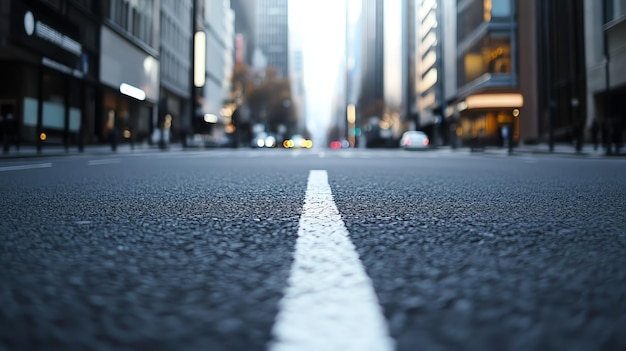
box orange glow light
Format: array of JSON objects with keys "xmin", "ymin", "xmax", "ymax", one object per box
[{"xmin": 465, "ymin": 94, "xmax": 523, "ymax": 109}]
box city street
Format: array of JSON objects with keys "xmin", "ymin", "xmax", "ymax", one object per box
[{"xmin": 1, "ymin": 148, "xmax": 625, "ymax": 351}]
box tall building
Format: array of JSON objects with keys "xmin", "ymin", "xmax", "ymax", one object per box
[
  {"xmin": 450, "ymin": 0, "xmax": 538, "ymax": 147},
  {"xmin": 193, "ymin": 0, "xmax": 235, "ymax": 145},
  {"xmin": 538, "ymin": 0, "xmax": 586, "ymax": 147},
  {"xmin": 359, "ymin": 0, "xmax": 385, "ymax": 147},
  {"xmin": 584, "ymin": 0, "xmax": 626, "ymax": 152},
  {"xmin": 344, "ymin": 0, "xmax": 364, "ymax": 147},
  {"xmin": 382, "ymin": 0, "xmax": 411, "ymax": 144},
  {"xmin": 415, "ymin": 0, "xmax": 446, "ymax": 145},
  {"xmin": 255, "ymin": 0, "xmax": 289, "ymax": 77},
  {"xmin": 289, "ymin": 32, "xmax": 305, "ymax": 136},
  {"xmin": 160, "ymin": 0, "xmax": 193, "ymax": 144},
  {"xmin": 231, "ymin": 0, "xmax": 257, "ymax": 66},
  {"xmin": 100, "ymin": 0, "xmax": 161, "ymax": 148}
]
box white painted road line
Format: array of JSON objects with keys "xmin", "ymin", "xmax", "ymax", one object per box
[
  {"xmin": 269, "ymin": 170, "xmax": 394, "ymax": 351},
  {"xmin": 0, "ymin": 163, "xmax": 52, "ymax": 172},
  {"xmin": 87, "ymin": 158, "xmax": 121, "ymax": 166}
]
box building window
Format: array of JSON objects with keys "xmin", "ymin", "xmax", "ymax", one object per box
[
  {"xmin": 459, "ymin": 31, "xmax": 512, "ymax": 87},
  {"xmin": 491, "ymin": 0, "xmax": 512, "ymax": 17},
  {"xmin": 604, "ymin": 0, "xmax": 615, "ymax": 24},
  {"xmin": 108, "ymin": 0, "xmax": 155, "ymax": 47},
  {"xmin": 457, "ymin": 0, "xmax": 485, "ymax": 42}
]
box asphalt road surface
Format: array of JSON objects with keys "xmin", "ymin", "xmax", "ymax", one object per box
[{"xmin": 1, "ymin": 148, "xmax": 625, "ymax": 351}]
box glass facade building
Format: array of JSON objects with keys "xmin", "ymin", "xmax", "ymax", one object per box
[
  {"xmin": 453, "ymin": 0, "xmax": 529, "ymax": 147},
  {"xmin": 256, "ymin": 0, "xmax": 289, "ymax": 78}
]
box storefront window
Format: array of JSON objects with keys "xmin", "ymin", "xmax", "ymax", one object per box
[{"xmin": 41, "ymin": 70, "xmax": 67, "ymax": 142}]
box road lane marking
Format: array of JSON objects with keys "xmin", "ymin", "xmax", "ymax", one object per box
[
  {"xmin": 0, "ymin": 163, "xmax": 52, "ymax": 172},
  {"xmin": 87, "ymin": 158, "xmax": 120, "ymax": 166},
  {"xmin": 269, "ymin": 170, "xmax": 394, "ymax": 351}
]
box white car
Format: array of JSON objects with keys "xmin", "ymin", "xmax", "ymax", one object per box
[
  {"xmin": 251, "ymin": 132, "xmax": 276, "ymax": 148},
  {"xmin": 400, "ymin": 131, "xmax": 429, "ymax": 149}
]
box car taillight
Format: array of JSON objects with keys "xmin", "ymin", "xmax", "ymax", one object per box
[{"xmin": 423, "ymin": 139, "xmax": 429, "ymax": 146}]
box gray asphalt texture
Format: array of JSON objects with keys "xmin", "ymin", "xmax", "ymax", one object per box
[
  {"xmin": 331, "ymin": 156, "xmax": 626, "ymax": 351},
  {"xmin": 1, "ymin": 149, "xmax": 625, "ymax": 351}
]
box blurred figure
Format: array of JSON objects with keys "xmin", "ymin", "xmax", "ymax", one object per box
[
  {"xmin": 2, "ymin": 109, "xmax": 17, "ymax": 153},
  {"xmin": 591, "ymin": 120, "xmax": 599, "ymax": 151},
  {"xmin": 602, "ymin": 120, "xmax": 611, "ymax": 155},
  {"xmin": 501, "ymin": 126, "xmax": 509, "ymax": 148},
  {"xmin": 613, "ymin": 118, "xmax": 623, "ymax": 155},
  {"xmin": 574, "ymin": 121, "xmax": 583, "ymax": 153}
]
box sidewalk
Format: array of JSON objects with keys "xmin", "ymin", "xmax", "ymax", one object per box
[
  {"xmin": 475, "ymin": 143, "xmax": 625, "ymax": 158},
  {"xmin": 0, "ymin": 142, "xmax": 186, "ymax": 160}
]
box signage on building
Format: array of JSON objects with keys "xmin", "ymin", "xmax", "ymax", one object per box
[{"xmin": 10, "ymin": 1, "xmax": 82, "ymax": 70}]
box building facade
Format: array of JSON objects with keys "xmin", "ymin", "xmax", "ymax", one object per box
[
  {"xmin": 100, "ymin": 0, "xmax": 161, "ymax": 148},
  {"xmin": 537, "ymin": 0, "xmax": 586, "ymax": 149},
  {"xmin": 255, "ymin": 0, "xmax": 289, "ymax": 78},
  {"xmin": 0, "ymin": 0, "xmax": 100, "ymax": 150},
  {"xmin": 450, "ymin": 0, "xmax": 538, "ymax": 148},
  {"xmin": 159, "ymin": 0, "xmax": 192, "ymax": 145},
  {"xmin": 382, "ymin": 0, "xmax": 410, "ymax": 145},
  {"xmin": 415, "ymin": 0, "xmax": 446, "ymax": 145},
  {"xmin": 1, "ymin": 0, "xmax": 240, "ymax": 151},
  {"xmin": 231, "ymin": 0, "xmax": 256, "ymax": 66},
  {"xmin": 191, "ymin": 0, "xmax": 234, "ymax": 146},
  {"xmin": 359, "ymin": 0, "xmax": 385, "ymax": 147},
  {"xmin": 584, "ymin": 0, "xmax": 626, "ymax": 152}
]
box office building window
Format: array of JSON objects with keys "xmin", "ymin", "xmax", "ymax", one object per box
[
  {"xmin": 457, "ymin": 0, "xmax": 485, "ymax": 42},
  {"xmin": 108, "ymin": 0, "xmax": 155, "ymax": 47},
  {"xmin": 491, "ymin": 0, "xmax": 512, "ymax": 17},
  {"xmin": 459, "ymin": 31, "xmax": 511, "ymax": 86}
]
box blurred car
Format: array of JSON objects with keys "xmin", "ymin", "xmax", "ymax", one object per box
[
  {"xmin": 400, "ymin": 131, "xmax": 429, "ymax": 150},
  {"xmin": 329, "ymin": 139, "xmax": 351, "ymax": 149},
  {"xmin": 251, "ymin": 132, "xmax": 276, "ymax": 148},
  {"xmin": 283, "ymin": 134, "xmax": 313, "ymax": 149}
]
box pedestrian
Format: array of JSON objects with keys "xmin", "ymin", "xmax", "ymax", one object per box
[
  {"xmin": 109, "ymin": 127, "xmax": 118, "ymax": 152},
  {"xmin": 501, "ymin": 126, "xmax": 509, "ymax": 148},
  {"xmin": 2, "ymin": 110, "xmax": 16, "ymax": 153},
  {"xmin": 612, "ymin": 118, "xmax": 623, "ymax": 155},
  {"xmin": 591, "ymin": 120, "xmax": 599, "ymax": 150},
  {"xmin": 602, "ymin": 120, "xmax": 612, "ymax": 155},
  {"xmin": 574, "ymin": 122, "xmax": 583, "ymax": 153}
]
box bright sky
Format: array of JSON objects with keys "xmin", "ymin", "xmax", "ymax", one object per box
[{"xmin": 290, "ymin": 1, "xmax": 346, "ymax": 146}]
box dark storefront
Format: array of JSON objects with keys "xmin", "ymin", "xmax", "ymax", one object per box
[
  {"xmin": 98, "ymin": 25, "xmax": 159, "ymax": 148},
  {"xmin": 0, "ymin": 0, "xmax": 95, "ymax": 150}
]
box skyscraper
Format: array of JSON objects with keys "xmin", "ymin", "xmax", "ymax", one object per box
[
  {"xmin": 231, "ymin": 0, "xmax": 257, "ymax": 66},
  {"xmin": 584, "ymin": 0, "xmax": 625, "ymax": 153},
  {"xmin": 415, "ymin": 0, "xmax": 445, "ymax": 144},
  {"xmin": 255, "ymin": 0, "xmax": 289, "ymax": 77},
  {"xmin": 359, "ymin": 0, "xmax": 385, "ymax": 147}
]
